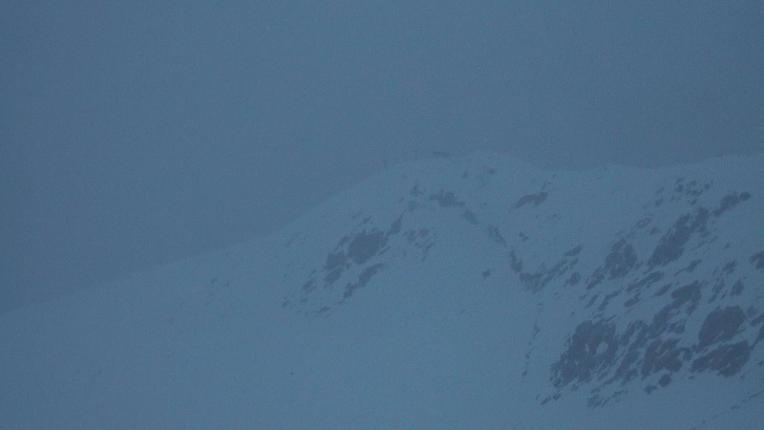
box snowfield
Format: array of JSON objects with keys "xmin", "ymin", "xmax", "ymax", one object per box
[{"xmin": 2, "ymin": 152, "xmax": 763, "ymax": 429}]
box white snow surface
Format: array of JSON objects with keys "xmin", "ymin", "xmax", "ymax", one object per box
[{"xmin": 2, "ymin": 152, "xmax": 763, "ymax": 429}]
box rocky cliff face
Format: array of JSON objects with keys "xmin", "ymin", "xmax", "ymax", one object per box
[{"xmin": 2, "ymin": 153, "xmax": 762, "ymax": 429}]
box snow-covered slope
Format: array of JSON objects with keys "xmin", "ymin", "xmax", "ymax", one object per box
[{"xmin": 2, "ymin": 152, "xmax": 763, "ymax": 429}]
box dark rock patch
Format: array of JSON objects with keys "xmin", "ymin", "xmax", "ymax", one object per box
[
  {"xmin": 342, "ymin": 263, "xmax": 386, "ymax": 301},
  {"xmin": 550, "ymin": 224, "xmax": 761, "ymax": 410},
  {"xmin": 567, "ymin": 272, "xmax": 581, "ymax": 286},
  {"xmin": 599, "ymin": 290, "xmax": 623, "ymax": 312},
  {"xmin": 603, "ymin": 240, "xmax": 638, "ymax": 279},
  {"xmin": 540, "ymin": 392, "xmax": 562, "ymax": 405},
  {"xmin": 514, "ymin": 192, "xmax": 548, "ymax": 209},
  {"xmin": 553, "ymin": 281, "xmax": 708, "ymax": 404},
  {"xmin": 670, "ymin": 282, "xmax": 702, "ymax": 313},
  {"xmin": 731, "ymin": 280, "xmax": 744, "ymax": 296},
  {"xmin": 324, "ymin": 268, "xmax": 342, "ymax": 284},
  {"xmin": 627, "ymin": 272, "xmax": 664, "ymax": 293},
  {"xmin": 510, "ymin": 250, "xmax": 577, "ymax": 292},
  {"xmin": 430, "ymin": 190, "xmax": 465, "ymax": 209},
  {"xmin": 387, "ymin": 215, "xmax": 403, "ymax": 237},
  {"xmin": 611, "ymin": 323, "xmax": 648, "ymax": 384},
  {"xmin": 462, "ymin": 209, "xmax": 479, "ymax": 225},
  {"xmin": 587, "ymin": 240, "xmax": 638, "ymax": 289},
  {"xmin": 585, "ymin": 295, "xmax": 599, "ymax": 309},
  {"xmin": 674, "ymin": 259, "xmax": 702, "ymax": 276},
  {"xmin": 290, "ymin": 215, "xmax": 416, "ymax": 314},
  {"xmin": 429, "ymin": 189, "xmax": 483, "ymax": 225},
  {"xmin": 671, "ymin": 178, "xmax": 710, "ymax": 203},
  {"xmin": 654, "ymin": 284, "xmax": 672, "ymax": 297},
  {"xmin": 405, "ymin": 228, "xmax": 430, "ymax": 245},
  {"xmin": 641, "ymin": 339, "xmax": 688, "ymax": 376},
  {"xmin": 713, "ymin": 192, "xmax": 751, "ymax": 217},
  {"xmin": 692, "ymin": 342, "xmax": 751, "ymax": 377},
  {"xmin": 646, "ymin": 283, "xmax": 701, "ymax": 339},
  {"xmin": 721, "ymin": 260, "xmax": 737, "ymax": 275},
  {"xmin": 486, "ymin": 225, "xmax": 507, "ymax": 246},
  {"xmin": 751, "ymin": 251, "xmax": 764, "ymax": 269},
  {"xmin": 312, "ymin": 227, "xmax": 389, "ymax": 290},
  {"xmin": 403, "ymin": 228, "xmax": 435, "ymax": 261},
  {"xmin": 624, "ymin": 295, "xmax": 640, "ymax": 308},
  {"xmin": 552, "ymin": 320, "xmax": 619, "ymax": 387},
  {"xmin": 324, "ymin": 251, "xmax": 348, "ymax": 283},
  {"xmin": 751, "ymin": 314, "xmax": 764, "ymax": 327},
  {"xmin": 709, "ymin": 278, "xmax": 727, "ymax": 303},
  {"xmin": 648, "ymin": 208, "xmax": 709, "ymax": 268},
  {"xmin": 325, "ymin": 249, "xmax": 346, "ymax": 271},
  {"xmin": 509, "ymin": 251, "xmax": 524, "ymax": 274},
  {"xmin": 347, "ymin": 230, "xmax": 386, "ymax": 265},
  {"xmin": 698, "ymin": 307, "xmax": 746, "ymax": 349},
  {"xmin": 658, "ymin": 374, "xmax": 672, "ymax": 387},
  {"xmin": 301, "ymin": 279, "xmax": 316, "ymax": 293}
]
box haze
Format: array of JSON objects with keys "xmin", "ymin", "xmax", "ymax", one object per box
[{"xmin": 2, "ymin": 1, "xmax": 763, "ymax": 314}]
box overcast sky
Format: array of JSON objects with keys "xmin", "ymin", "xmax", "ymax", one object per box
[{"xmin": 2, "ymin": 1, "xmax": 763, "ymax": 313}]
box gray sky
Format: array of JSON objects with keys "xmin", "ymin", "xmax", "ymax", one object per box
[{"xmin": 2, "ymin": 0, "xmax": 763, "ymax": 313}]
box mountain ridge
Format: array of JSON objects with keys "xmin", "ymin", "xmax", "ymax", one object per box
[{"xmin": 2, "ymin": 152, "xmax": 763, "ymax": 429}]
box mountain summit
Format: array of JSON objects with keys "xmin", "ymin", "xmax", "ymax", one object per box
[{"xmin": 2, "ymin": 152, "xmax": 763, "ymax": 429}]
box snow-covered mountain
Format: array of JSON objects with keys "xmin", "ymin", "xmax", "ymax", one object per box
[{"xmin": 2, "ymin": 152, "xmax": 763, "ymax": 429}]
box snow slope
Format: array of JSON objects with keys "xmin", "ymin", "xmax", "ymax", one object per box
[{"xmin": 2, "ymin": 152, "xmax": 763, "ymax": 429}]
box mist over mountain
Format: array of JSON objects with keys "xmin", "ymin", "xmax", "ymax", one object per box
[
  {"xmin": 2, "ymin": 152, "xmax": 763, "ymax": 429},
  {"xmin": 5, "ymin": 0, "xmax": 764, "ymax": 315}
]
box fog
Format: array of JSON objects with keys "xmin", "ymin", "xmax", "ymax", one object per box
[{"xmin": 2, "ymin": 0, "xmax": 763, "ymax": 313}]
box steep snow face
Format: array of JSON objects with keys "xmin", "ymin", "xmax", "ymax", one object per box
[{"xmin": 2, "ymin": 153, "xmax": 763, "ymax": 429}]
